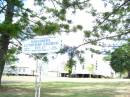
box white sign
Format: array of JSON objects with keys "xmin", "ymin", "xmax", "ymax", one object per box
[{"xmin": 22, "ymin": 36, "xmax": 62, "ymax": 54}]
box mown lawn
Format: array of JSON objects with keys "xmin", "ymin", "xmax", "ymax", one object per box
[{"xmin": 0, "ymin": 80, "xmax": 130, "ymax": 97}]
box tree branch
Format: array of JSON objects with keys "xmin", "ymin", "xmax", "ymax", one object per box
[
  {"xmin": 9, "ymin": 41, "xmax": 21, "ymax": 47},
  {"xmin": 53, "ymin": 0, "xmax": 62, "ymax": 6},
  {"xmin": 0, "ymin": 5, "xmax": 6, "ymax": 13},
  {"xmin": 98, "ymin": 0, "xmax": 129, "ymax": 27},
  {"xmin": 50, "ymin": 0, "xmax": 57, "ymax": 10},
  {"xmin": 15, "ymin": 39, "xmax": 22, "ymax": 46},
  {"xmin": 76, "ymin": 31, "xmax": 130, "ymax": 49}
]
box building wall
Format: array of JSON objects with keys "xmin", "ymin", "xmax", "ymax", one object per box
[
  {"xmin": 3, "ymin": 52, "xmax": 115, "ymax": 78},
  {"xmin": 4, "ymin": 66, "xmax": 35, "ymax": 76}
]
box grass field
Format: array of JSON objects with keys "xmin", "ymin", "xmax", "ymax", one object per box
[{"xmin": 1, "ymin": 76, "xmax": 130, "ymax": 97}]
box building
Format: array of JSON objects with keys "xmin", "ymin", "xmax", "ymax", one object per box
[
  {"xmin": 3, "ymin": 51, "xmax": 115, "ymax": 78},
  {"xmin": 4, "ymin": 65, "xmax": 35, "ymax": 76},
  {"xmin": 41, "ymin": 52, "xmax": 115, "ymax": 78}
]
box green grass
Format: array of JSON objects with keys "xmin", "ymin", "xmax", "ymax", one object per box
[{"xmin": 0, "ymin": 81, "xmax": 130, "ymax": 97}]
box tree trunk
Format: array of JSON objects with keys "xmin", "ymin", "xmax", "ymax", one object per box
[
  {"xmin": 0, "ymin": 60, "xmax": 5, "ymax": 86},
  {"xmin": 68, "ymin": 69, "xmax": 72, "ymax": 77},
  {"xmin": 0, "ymin": 35, "xmax": 10, "ymax": 85},
  {"xmin": 0, "ymin": 0, "xmax": 14, "ymax": 86}
]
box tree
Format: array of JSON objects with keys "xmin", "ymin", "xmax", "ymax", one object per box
[
  {"xmin": 110, "ymin": 43, "xmax": 130, "ymax": 78},
  {"xmin": 81, "ymin": 0, "xmax": 130, "ymax": 78},
  {"xmin": 65, "ymin": 57, "xmax": 76, "ymax": 77},
  {"xmin": 0, "ymin": 0, "xmax": 94, "ymax": 85},
  {"xmin": 91, "ymin": 0, "xmax": 130, "ymax": 42},
  {"xmin": 61, "ymin": 46, "xmax": 84, "ymax": 77}
]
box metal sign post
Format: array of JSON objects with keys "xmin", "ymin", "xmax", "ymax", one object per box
[
  {"xmin": 35, "ymin": 59, "xmax": 42, "ymax": 97},
  {"xmin": 22, "ymin": 35, "xmax": 62, "ymax": 97}
]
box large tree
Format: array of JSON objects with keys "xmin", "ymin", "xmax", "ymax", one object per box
[{"xmin": 110, "ymin": 43, "xmax": 130, "ymax": 78}]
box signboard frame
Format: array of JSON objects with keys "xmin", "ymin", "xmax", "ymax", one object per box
[{"xmin": 22, "ymin": 36, "xmax": 62, "ymax": 54}]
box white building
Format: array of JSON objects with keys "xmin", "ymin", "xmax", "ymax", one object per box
[
  {"xmin": 4, "ymin": 65, "xmax": 35, "ymax": 76},
  {"xmin": 41, "ymin": 51, "xmax": 115, "ymax": 78},
  {"xmin": 3, "ymin": 51, "xmax": 115, "ymax": 78}
]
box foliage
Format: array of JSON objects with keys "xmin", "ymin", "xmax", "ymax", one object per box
[
  {"xmin": 80, "ymin": 0, "xmax": 130, "ymax": 52},
  {"xmin": 93, "ymin": 0, "xmax": 130, "ymax": 38},
  {"xmin": 88, "ymin": 0, "xmax": 130, "ymax": 77},
  {"xmin": 62, "ymin": 45, "xmax": 84, "ymax": 77},
  {"xmin": 5, "ymin": 47, "xmax": 19, "ymax": 65},
  {"xmin": 110, "ymin": 43, "xmax": 130, "ymax": 76},
  {"xmin": 65, "ymin": 58, "xmax": 76, "ymax": 77}
]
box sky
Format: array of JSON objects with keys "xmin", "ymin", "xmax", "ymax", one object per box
[{"xmin": 13, "ymin": 0, "xmax": 115, "ymax": 76}]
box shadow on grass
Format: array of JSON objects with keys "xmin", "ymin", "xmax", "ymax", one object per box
[
  {"xmin": 41, "ymin": 82, "xmax": 130, "ymax": 97},
  {"xmin": 1, "ymin": 82, "xmax": 130, "ymax": 97},
  {"xmin": 0, "ymin": 85, "xmax": 34, "ymax": 97}
]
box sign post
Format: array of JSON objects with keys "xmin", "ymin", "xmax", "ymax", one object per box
[
  {"xmin": 22, "ymin": 36, "xmax": 61, "ymax": 97},
  {"xmin": 35, "ymin": 59, "xmax": 42, "ymax": 97}
]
